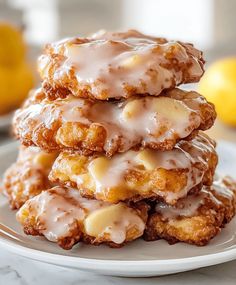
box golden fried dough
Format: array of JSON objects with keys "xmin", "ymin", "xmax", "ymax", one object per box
[
  {"xmin": 144, "ymin": 176, "xmax": 236, "ymax": 246},
  {"xmin": 16, "ymin": 186, "xmax": 149, "ymax": 249},
  {"xmin": 2, "ymin": 146, "xmax": 57, "ymax": 209},
  {"xmin": 13, "ymin": 88, "xmax": 216, "ymax": 155},
  {"xmin": 38, "ymin": 30, "xmax": 204, "ymax": 100},
  {"xmin": 49, "ymin": 133, "xmax": 217, "ymax": 204}
]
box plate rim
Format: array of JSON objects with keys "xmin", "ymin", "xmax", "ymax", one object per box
[
  {"xmin": 0, "ymin": 140, "xmax": 236, "ymax": 275},
  {"xmin": 0, "ymin": 233, "xmax": 236, "ymax": 272}
]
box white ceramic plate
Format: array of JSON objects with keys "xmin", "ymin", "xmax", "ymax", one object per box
[{"xmin": 0, "ymin": 141, "xmax": 236, "ymax": 277}]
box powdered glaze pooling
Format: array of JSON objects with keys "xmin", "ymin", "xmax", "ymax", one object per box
[
  {"xmin": 84, "ymin": 203, "xmax": 145, "ymax": 244},
  {"xmin": 64, "ymin": 40, "xmax": 176, "ymax": 98},
  {"xmin": 89, "ymin": 95, "xmax": 201, "ymax": 153},
  {"xmin": 104, "ymin": 204, "xmax": 145, "ymax": 244},
  {"xmin": 17, "ymin": 187, "xmax": 145, "ymax": 244},
  {"xmin": 38, "ymin": 30, "xmax": 204, "ymax": 99}
]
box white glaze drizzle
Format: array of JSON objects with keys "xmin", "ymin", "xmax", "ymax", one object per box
[
  {"xmin": 212, "ymin": 177, "xmax": 235, "ymax": 199},
  {"xmin": 78, "ymin": 133, "xmax": 215, "ymax": 202},
  {"xmin": 38, "ymin": 30, "xmax": 204, "ymax": 99},
  {"xmin": 155, "ymin": 194, "xmax": 205, "ymax": 219},
  {"xmin": 155, "ymin": 176, "xmax": 235, "ymax": 219},
  {"xmin": 17, "ymin": 187, "xmax": 144, "ymax": 244},
  {"xmin": 14, "ymin": 89, "xmax": 208, "ymax": 154},
  {"xmin": 88, "ymin": 96, "xmax": 200, "ymax": 153}
]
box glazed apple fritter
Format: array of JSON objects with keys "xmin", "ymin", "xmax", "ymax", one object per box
[
  {"xmin": 49, "ymin": 133, "xmax": 218, "ymax": 204},
  {"xmin": 2, "ymin": 146, "xmax": 57, "ymax": 209},
  {"xmin": 38, "ymin": 29, "xmax": 205, "ymax": 100},
  {"xmin": 16, "ymin": 186, "xmax": 149, "ymax": 249},
  {"xmin": 13, "ymin": 88, "xmax": 216, "ymax": 156},
  {"xmin": 144, "ymin": 176, "xmax": 236, "ymax": 246}
]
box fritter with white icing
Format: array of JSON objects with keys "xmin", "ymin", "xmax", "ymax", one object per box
[
  {"xmin": 49, "ymin": 133, "xmax": 217, "ymax": 204},
  {"xmin": 16, "ymin": 186, "xmax": 149, "ymax": 249},
  {"xmin": 38, "ymin": 30, "xmax": 205, "ymax": 100},
  {"xmin": 13, "ymin": 88, "xmax": 216, "ymax": 156}
]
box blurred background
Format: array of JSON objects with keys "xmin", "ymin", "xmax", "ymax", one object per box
[{"xmin": 0, "ymin": 0, "xmax": 236, "ymax": 144}]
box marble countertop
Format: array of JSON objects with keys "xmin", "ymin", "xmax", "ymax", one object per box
[{"xmin": 0, "ymin": 248, "xmax": 235, "ymax": 285}]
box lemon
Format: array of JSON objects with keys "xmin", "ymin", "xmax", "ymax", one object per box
[
  {"xmin": 199, "ymin": 58, "xmax": 236, "ymax": 126},
  {"xmin": 0, "ymin": 63, "xmax": 34, "ymax": 114},
  {"xmin": 0, "ymin": 67, "xmax": 11, "ymax": 113},
  {"xmin": 11, "ymin": 63, "xmax": 34, "ymax": 106},
  {"xmin": 0, "ymin": 22, "xmax": 26, "ymax": 67}
]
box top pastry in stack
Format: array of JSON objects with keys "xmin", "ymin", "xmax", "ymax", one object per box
[{"xmin": 3, "ymin": 30, "xmax": 236, "ymax": 249}]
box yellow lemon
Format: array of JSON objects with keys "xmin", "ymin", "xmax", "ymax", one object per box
[
  {"xmin": 0, "ymin": 67, "xmax": 11, "ymax": 113},
  {"xmin": 11, "ymin": 62, "xmax": 34, "ymax": 107},
  {"xmin": 0, "ymin": 22, "xmax": 26, "ymax": 67},
  {"xmin": 0, "ymin": 63, "xmax": 34, "ymax": 114},
  {"xmin": 198, "ymin": 58, "xmax": 236, "ymax": 126}
]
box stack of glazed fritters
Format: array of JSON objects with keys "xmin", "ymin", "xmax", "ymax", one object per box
[{"xmin": 3, "ymin": 30, "xmax": 236, "ymax": 249}]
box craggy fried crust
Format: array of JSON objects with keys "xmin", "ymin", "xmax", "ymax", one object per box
[
  {"xmin": 2, "ymin": 146, "xmax": 57, "ymax": 209},
  {"xmin": 16, "ymin": 186, "xmax": 149, "ymax": 249},
  {"xmin": 49, "ymin": 133, "xmax": 218, "ymax": 204},
  {"xmin": 13, "ymin": 88, "xmax": 216, "ymax": 156},
  {"xmin": 144, "ymin": 176, "xmax": 236, "ymax": 246},
  {"xmin": 38, "ymin": 29, "xmax": 205, "ymax": 100}
]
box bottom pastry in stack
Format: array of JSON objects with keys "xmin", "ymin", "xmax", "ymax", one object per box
[
  {"xmin": 17, "ymin": 186, "xmax": 149, "ymax": 249},
  {"xmin": 3, "ymin": 142, "xmax": 236, "ymax": 249}
]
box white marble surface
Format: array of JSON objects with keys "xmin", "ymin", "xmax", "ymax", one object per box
[{"xmin": 0, "ymin": 248, "xmax": 235, "ymax": 285}]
